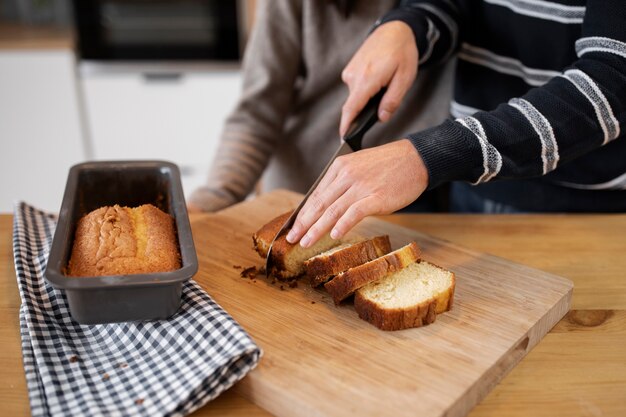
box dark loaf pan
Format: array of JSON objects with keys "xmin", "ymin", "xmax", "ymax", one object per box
[{"xmin": 45, "ymin": 160, "xmax": 198, "ymax": 324}]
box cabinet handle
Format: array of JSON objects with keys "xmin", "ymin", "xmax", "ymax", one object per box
[{"xmin": 142, "ymin": 73, "xmax": 184, "ymax": 83}]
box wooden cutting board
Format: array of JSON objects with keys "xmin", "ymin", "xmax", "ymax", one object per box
[{"xmin": 191, "ymin": 190, "xmax": 573, "ymax": 417}]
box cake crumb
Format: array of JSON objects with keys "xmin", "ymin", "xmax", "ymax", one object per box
[
  {"xmin": 102, "ymin": 373, "xmax": 109, "ymax": 381},
  {"xmin": 311, "ymin": 301, "xmax": 316, "ymax": 304},
  {"xmin": 233, "ymin": 265, "xmax": 242, "ymax": 270},
  {"xmin": 135, "ymin": 398, "xmax": 144, "ymax": 405},
  {"xmin": 279, "ymin": 285, "xmax": 285, "ymax": 291},
  {"xmin": 240, "ymin": 266, "xmax": 258, "ymax": 279},
  {"xmin": 69, "ymin": 355, "xmax": 79, "ymax": 363},
  {"xmin": 118, "ymin": 363, "xmax": 128, "ymax": 369}
]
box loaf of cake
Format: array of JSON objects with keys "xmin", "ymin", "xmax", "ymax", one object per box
[
  {"xmin": 354, "ymin": 261, "xmax": 455, "ymax": 331},
  {"xmin": 67, "ymin": 204, "xmax": 181, "ymax": 277},
  {"xmin": 251, "ymin": 213, "xmax": 455, "ymax": 331},
  {"xmin": 253, "ymin": 211, "xmax": 341, "ymax": 280},
  {"xmin": 304, "ymin": 235, "xmax": 391, "ymax": 287},
  {"xmin": 324, "ymin": 242, "xmax": 421, "ymax": 305}
]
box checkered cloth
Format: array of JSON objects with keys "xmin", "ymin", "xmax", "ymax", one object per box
[{"xmin": 13, "ymin": 202, "xmax": 262, "ymax": 417}]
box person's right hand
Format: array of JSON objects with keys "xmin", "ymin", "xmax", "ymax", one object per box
[{"xmin": 339, "ymin": 21, "xmax": 419, "ymax": 136}]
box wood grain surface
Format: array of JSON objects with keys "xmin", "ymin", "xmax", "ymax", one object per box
[
  {"xmin": 1, "ymin": 190, "xmax": 624, "ymax": 417},
  {"xmin": 189, "ymin": 190, "xmax": 572, "ymax": 417}
]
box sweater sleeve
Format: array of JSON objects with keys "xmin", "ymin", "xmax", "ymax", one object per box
[
  {"xmin": 188, "ymin": 0, "xmax": 303, "ymax": 211},
  {"xmin": 375, "ymin": 0, "xmax": 462, "ymax": 67},
  {"xmin": 406, "ymin": 0, "xmax": 626, "ymax": 189}
]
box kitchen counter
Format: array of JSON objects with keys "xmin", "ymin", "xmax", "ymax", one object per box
[
  {"xmin": 0, "ymin": 21, "xmax": 73, "ymax": 50},
  {"xmin": 1, "ymin": 212, "xmax": 624, "ymax": 416}
]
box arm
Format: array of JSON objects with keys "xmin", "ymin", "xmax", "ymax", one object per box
[
  {"xmin": 340, "ymin": 0, "xmax": 461, "ymax": 135},
  {"xmin": 288, "ymin": 0, "xmax": 626, "ymax": 247},
  {"xmin": 188, "ymin": 0, "xmax": 303, "ymax": 212},
  {"xmin": 410, "ymin": 0, "xmax": 625, "ymax": 189}
]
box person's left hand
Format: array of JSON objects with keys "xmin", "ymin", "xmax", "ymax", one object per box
[{"xmin": 286, "ymin": 139, "xmax": 429, "ymax": 248}]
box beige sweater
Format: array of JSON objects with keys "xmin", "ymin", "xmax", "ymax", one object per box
[{"xmin": 189, "ymin": 0, "xmax": 453, "ymax": 211}]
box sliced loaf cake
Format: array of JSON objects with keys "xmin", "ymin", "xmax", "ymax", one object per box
[
  {"xmin": 253, "ymin": 211, "xmax": 341, "ymax": 280},
  {"xmin": 304, "ymin": 235, "xmax": 391, "ymax": 287},
  {"xmin": 324, "ymin": 242, "xmax": 421, "ymax": 304},
  {"xmin": 354, "ymin": 261, "xmax": 455, "ymax": 331}
]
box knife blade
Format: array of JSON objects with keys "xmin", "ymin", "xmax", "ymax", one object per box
[{"xmin": 264, "ymin": 89, "xmax": 386, "ymax": 277}]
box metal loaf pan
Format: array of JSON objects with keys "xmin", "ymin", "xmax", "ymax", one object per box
[{"xmin": 45, "ymin": 160, "xmax": 198, "ymax": 324}]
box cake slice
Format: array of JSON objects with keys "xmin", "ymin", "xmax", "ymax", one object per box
[
  {"xmin": 253, "ymin": 211, "xmax": 341, "ymax": 280},
  {"xmin": 354, "ymin": 261, "xmax": 455, "ymax": 331},
  {"xmin": 304, "ymin": 235, "xmax": 391, "ymax": 287},
  {"xmin": 324, "ymin": 242, "xmax": 421, "ymax": 304}
]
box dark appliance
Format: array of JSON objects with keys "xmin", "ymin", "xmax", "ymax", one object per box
[{"xmin": 73, "ymin": 0, "xmax": 242, "ymax": 62}]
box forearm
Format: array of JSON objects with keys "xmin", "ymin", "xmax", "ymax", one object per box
[
  {"xmin": 409, "ymin": 1, "xmax": 626, "ymax": 188},
  {"xmin": 188, "ymin": 129, "xmax": 274, "ymax": 211}
]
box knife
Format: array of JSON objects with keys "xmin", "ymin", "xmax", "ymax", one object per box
[{"xmin": 265, "ymin": 89, "xmax": 386, "ymax": 276}]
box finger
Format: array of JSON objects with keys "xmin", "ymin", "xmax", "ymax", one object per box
[
  {"xmin": 330, "ymin": 195, "xmax": 384, "ymax": 240},
  {"xmin": 299, "ymin": 187, "xmax": 357, "ymax": 248},
  {"xmin": 339, "ymin": 90, "xmax": 368, "ymax": 137},
  {"xmin": 339, "ymin": 81, "xmax": 381, "ymax": 137},
  {"xmin": 286, "ymin": 158, "xmax": 349, "ymax": 244},
  {"xmin": 378, "ymin": 68, "xmax": 414, "ymax": 122}
]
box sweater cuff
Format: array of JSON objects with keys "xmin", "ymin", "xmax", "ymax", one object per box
[
  {"xmin": 407, "ymin": 120, "xmax": 485, "ymax": 190},
  {"xmin": 374, "ymin": 9, "xmax": 431, "ymax": 65}
]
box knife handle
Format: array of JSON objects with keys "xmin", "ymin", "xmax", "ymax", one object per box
[{"xmin": 343, "ymin": 88, "xmax": 387, "ymax": 151}]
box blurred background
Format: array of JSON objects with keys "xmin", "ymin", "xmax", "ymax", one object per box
[{"xmin": 0, "ymin": 0, "xmax": 256, "ymax": 212}]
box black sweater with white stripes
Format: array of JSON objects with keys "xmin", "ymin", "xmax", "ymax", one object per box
[{"xmin": 380, "ymin": 0, "xmax": 626, "ymax": 211}]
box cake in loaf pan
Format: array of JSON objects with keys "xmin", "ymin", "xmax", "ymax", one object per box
[{"xmin": 67, "ymin": 204, "xmax": 181, "ymax": 277}]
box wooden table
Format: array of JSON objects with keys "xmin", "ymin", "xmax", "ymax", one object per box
[{"xmin": 1, "ymin": 212, "xmax": 625, "ymax": 416}]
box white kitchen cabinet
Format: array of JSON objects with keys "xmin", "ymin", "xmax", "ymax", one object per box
[
  {"xmin": 80, "ymin": 68, "xmax": 242, "ymax": 198},
  {"xmin": 0, "ymin": 50, "xmax": 86, "ymax": 213}
]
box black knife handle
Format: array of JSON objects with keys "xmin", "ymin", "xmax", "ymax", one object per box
[{"xmin": 343, "ymin": 88, "xmax": 387, "ymax": 151}]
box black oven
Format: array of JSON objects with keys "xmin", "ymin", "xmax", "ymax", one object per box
[{"xmin": 73, "ymin": 0, "xmax": 242, "ymax": 62}]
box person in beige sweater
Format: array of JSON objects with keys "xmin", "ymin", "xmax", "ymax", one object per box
[{"xmin": 188, "ymin": 0, "xmax": 452, "ymax": 212}]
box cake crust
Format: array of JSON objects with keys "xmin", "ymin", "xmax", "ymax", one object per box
[
  {"xmin": 252, "ymin": 212, "xmax": 297, "ymax": 279},
  {"xmin": 305, "ymin": 236, "xmax": 392, "ymax": 287},
  {"xmin": 252, "ymin": 211, "xmax": 341, "ymax": 280},
  {"xmin": 67, "ymin": 204, "xmax": 180, "ymax": 277},
  {"xmin": 324, "ymin": 242, "xmax": 421, "ymax": 304},
  {"xmin": 252, "ymin": 212, "xmax": 291, "ymax": 259}
]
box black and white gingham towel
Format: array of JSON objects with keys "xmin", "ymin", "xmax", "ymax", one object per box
[{"xmin": 13, "ymin": 202, "xmax": 262, "ymax": 417}]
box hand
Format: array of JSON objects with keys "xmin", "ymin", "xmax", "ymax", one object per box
[
  {"xmin": 340, "ymin": 21, "xmax": 418, "ymax": 136},
  {"xmin": 286, "ymin": 139, "xmax": 429, "ymax": 247}
]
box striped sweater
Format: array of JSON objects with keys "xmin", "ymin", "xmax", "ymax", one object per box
[{"xmin": 380, "ymin": 0, "xmax": 626, "ymax": 211}]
